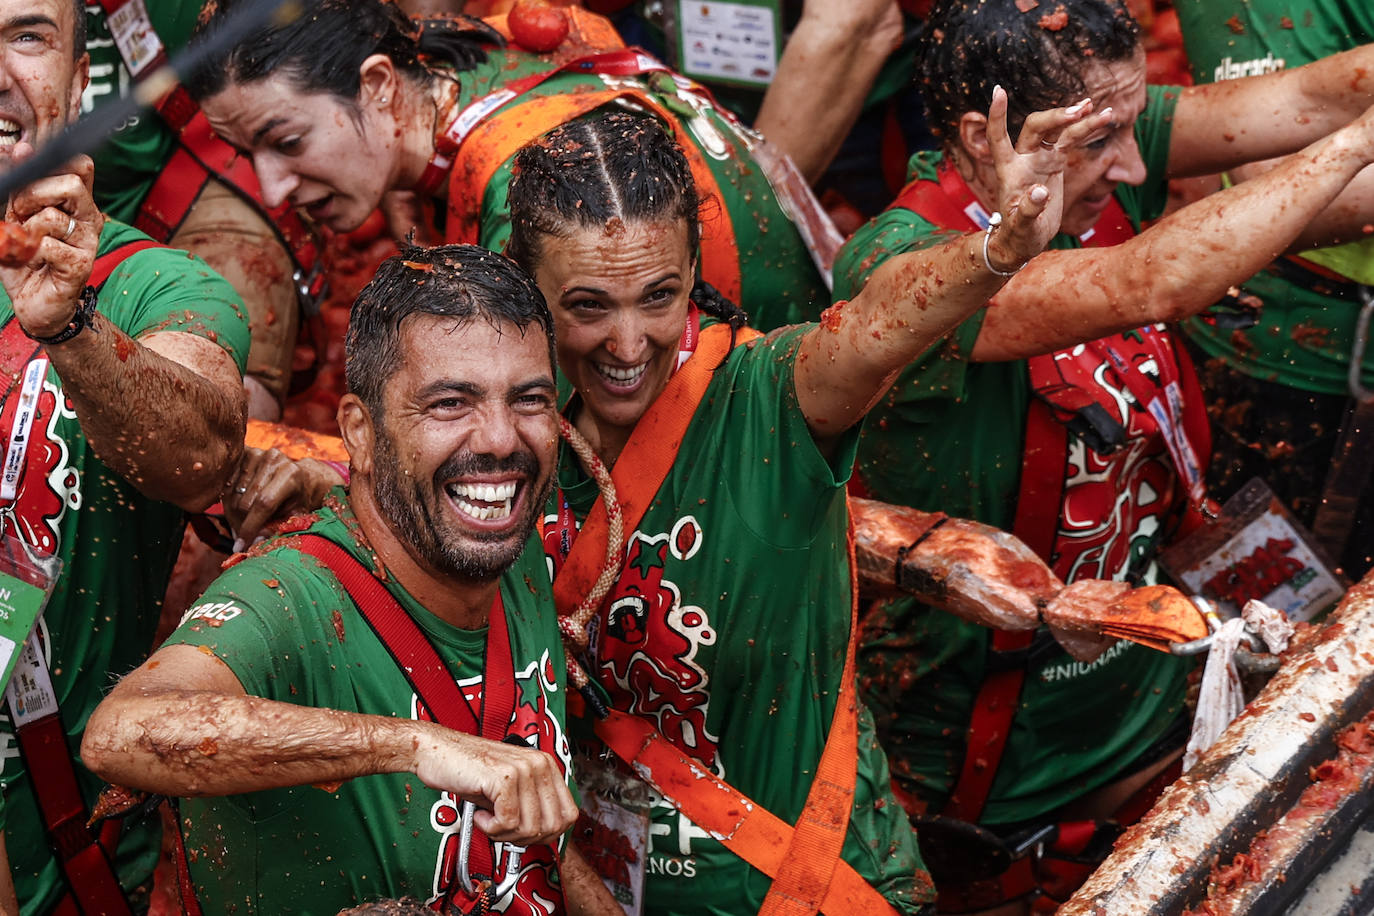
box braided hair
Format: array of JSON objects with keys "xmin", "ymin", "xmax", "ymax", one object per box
[{"xmin": 506, "ymin": 110, "xmax": 749, "ymax": 334}]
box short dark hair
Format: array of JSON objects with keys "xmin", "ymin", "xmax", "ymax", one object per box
[
  {"xmin": 345, "ymin": 244, "xmax": 555, "ymax": 420},
  {"xmin": 918, "ymin": 0, "xmax": 1141, "ymax": 144},
  {"xmin": 185, "ymin": 0, "xmax": 501, "ymax": 103},
  {"xmin": 73, "ymin": 0, "xmax": 87, "ymax": 58}
]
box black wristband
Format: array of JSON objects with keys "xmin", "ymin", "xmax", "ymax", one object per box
[{"xmin": 26, "ymin": 286, "xmax": 98, "ymax": 346}]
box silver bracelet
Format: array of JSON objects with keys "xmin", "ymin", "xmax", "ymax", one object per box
[{"xmin": 982, "ymin": 211, "xmax": 1023, "ymax": 277}]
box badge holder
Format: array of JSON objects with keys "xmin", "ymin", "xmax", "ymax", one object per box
[
  {"xmin": 0, "ymin": 533, "xmax": 61, "ymax": 712},
  {"xmin": 572, "ymin": 742, "xmax": 652, "ymax": 916},
  {"xmin": 1160, "ymin": 477, "xmax": 1346, "ymax": 623},
  {"xmin": 664, "ymin": 0, "xmax": 783, "ymax": 89}
]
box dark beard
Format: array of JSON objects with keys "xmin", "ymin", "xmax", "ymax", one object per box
[{"xmin": 371, "ymin": 434, "xmax": 553, "ymax": 583}]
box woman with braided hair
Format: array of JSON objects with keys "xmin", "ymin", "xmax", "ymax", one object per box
[{"xmin": 501, "ymin": 105, "xmax": 1107, "ymax": 916}]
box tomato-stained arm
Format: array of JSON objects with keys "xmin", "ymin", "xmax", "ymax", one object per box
[
  {"xmin": 794, "ymin": 89, "xmax": 1101, "ymax": 447},
  {"xmin": 81, "ymin": 643, "xmax": 577, "ymax": 846},
  {"xmin": 753, "ymin": 0, "xmax": 904, "ymax": 182},
  {"xmin": 2, "ymin": 155, "xmax": 246, "ymax": 512},
  {"xmin": 970, "ymin": 106, "xmax": 1374, "ymax": 361}
]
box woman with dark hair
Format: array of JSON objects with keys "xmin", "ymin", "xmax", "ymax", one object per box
[
  {"xmin": 186, "ymin": 0, "xmax": 841, "ymax": 331},
  {"xmin": 497, "ymin": 101, "xmax": 1105, "ymax": 915},
  {"xmin": 831, "ymin": 0, "xmax": 1374, "ymax": 911}
]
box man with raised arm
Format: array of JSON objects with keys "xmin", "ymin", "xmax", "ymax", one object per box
[
  {"xmin": 0, "ymin": 0, "xmax": 249, "ymax": 910},
  {"xmin": 82, "ymin": 246, "xmax": 613, "ymax": 916}
]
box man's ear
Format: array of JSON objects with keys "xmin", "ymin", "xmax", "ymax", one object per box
[
  {"xmin": 358, "ymin": 53, "xmax": 399, "ymax": 111},
  {"xmin": 337, "ymin": 394, "xmax": 375, "ymax": 479},
  {"xmin": 957, "ymin": 110, "xmax": 995, "ymax": 167},
  {"xmin": 70, "ymin": 53, "xmax": 90, "ymax": 119}
]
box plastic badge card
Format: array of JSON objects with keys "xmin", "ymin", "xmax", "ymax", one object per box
[
  {"xmin": 0, "ymin": 533, "xmax": 59, "ymax": 695},
  {"xmin": 1160, "ymin": 478, "xmax": 1345, "ymax": 623},
  {"xmin": 573, "ymin": 748, "xmax": 651, "ymax": 916},
  {"xmin": 674, "ymin": 0, "xmax": 782, "ymax": 88}
]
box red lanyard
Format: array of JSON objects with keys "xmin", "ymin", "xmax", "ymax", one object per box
[
  {"xmin": 1092, "ymin": 331, "xmax": 1207, "ymax": 506},
  {"xmin": 0, "ymin": 318, "xmax": 45, "ymax": 505},
  {"xmin": 416, "ymin": 48, "xmax": 674, "ymax": 196}
]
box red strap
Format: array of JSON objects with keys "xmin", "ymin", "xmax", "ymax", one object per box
[
  {"xmin": 942, "ymin": 628, "xmax": 1035, "ymax": 824},
  {"xmin": 891, "ymin": 159, "xmax": 1135, "ymax": 825},
  {"xmin": 167, "ymin": 801, "xmax": 205, "ymax": 916},
  {"xmin": 15, "ymin": 713, "xmax": 133, "ymax": 915},
  {"xmin": 90, "ymin": 239, "xmax": 163, "ymax": 290},
  {"xmin": 290, "ymin": 534, "xmax": 514, "ymax": 904}
]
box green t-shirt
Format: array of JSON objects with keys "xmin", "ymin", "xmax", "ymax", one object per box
[
  {"xmin": 548, "ymin": 324, "xmax": 932, "ymax": 914},
  {"xmin": 830, "ymin": 86, "xmax": 1189, "ymax": 825},
  {"xmin": 167, "ymin": 493, "xmax": 572, "ymax": 914},
  {"xmin": 1176, "ymin": 0, "xmax": 1374, "ymax": 394},
  {"xmin": 456, "ymin": 48, "xmax": 830, "ymax": 331},
  {"xmin": 83, "ymin": 0, "xmax": 203, "ymax": 224},
  {"xmin": 0, "ymin": 220, "xmax": 248, "ymax": 914}
]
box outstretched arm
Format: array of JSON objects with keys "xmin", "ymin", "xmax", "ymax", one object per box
[
  {"xmin": 971, "ymin": 103, "xmax": 1374, "ymax": 361},
  {"xmin": 81, "ymin": 644, "xmax": 576, "ymax": 845},
  {"xmin": 1, "ymin": 151, "xmax": 245, "ymax": 512},
  {"xmin": 1169, "ymin": 43, "xmax": 1374, "ymax": 177},
  {"xmin": 753, "ymin": 0, "xmax": 904, "ymax": 182},
  {"xmin": 793, "ymin": 88, "xmax": 1102, "ymax": 441}
]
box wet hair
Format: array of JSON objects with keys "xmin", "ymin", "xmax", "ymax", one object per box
[
  {"xmin": 184, "ymin": 0, "xmax": 502, "ymax": 104},
  {"xmin": 72, "ymin": 0, "xmax": 87, "ymax": 58},
  {"xmin": 506, "ymin": 110, "xmax": 748, "ymax": 334},
  {"xmin": 918, "ymin": 0, "xmax": 1141, "ymax": 144},
  {"xmin": 345, "ymin": 244, "xmax": 555, "ymax": 421}
]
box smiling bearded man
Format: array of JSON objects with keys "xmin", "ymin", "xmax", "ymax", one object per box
[{"xmin": 80, "ymin": 246, "xmax": 617, "ymax": 915}]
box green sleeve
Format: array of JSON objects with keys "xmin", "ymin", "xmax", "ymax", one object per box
[
  {"xmin": 832, "ymin": 206, "xmax": 964, "ymax": 302},
  {"xmin": 1115, "ymin": 84, "xmax": 1181, "ymax": 227},
  {"xmin": 718, "ymin": 324, "xmax": 861, "ymax": 547},
  {"xmin": 166, "ymin": 551, "xmax": 349, "ymax": 704},
  {"xmin": 102, "ymin": 235, "xmax": 252, "ymax": 375},
  {"xmin": 478, "ymin": 161, "xmax": 517, "ymax": 256}
]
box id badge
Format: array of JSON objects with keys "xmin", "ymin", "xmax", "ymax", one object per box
[
  {"xmin": 105, "ymin": 0, "xmax": 167, "ymax": 78},
  {"xmin": 0, "ymin": 533, "xmax": 61, "ymax": 703},
  {"xmin": 1160, "ymin": 477, "xmax": 1345, "ymax": 622},
  {"xmin": 573, "ymin": 748, "xmax": 650, "ymax": 916},
  {"xmin": 670, "ymin": 0, "xmax": 783, "ymax": 88}
]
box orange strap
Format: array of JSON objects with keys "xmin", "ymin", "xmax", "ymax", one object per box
[
  {"xmin": 243, "ymin": 419, "xmax": 348, "ymax": 462},
  {"xmin": 555, "ymin": 325, "xmax": 896, "ymax": 915},
  {"xmin": 445, "ymin": 82, "xmax": 742, "ymax": 303},
  {"xmin": 553, "ymin": 322, "xmax": 753, "ymax": 610},
  {"xmin": 592, "ymin": 531, "xmax": 892, "ymax": 915}
]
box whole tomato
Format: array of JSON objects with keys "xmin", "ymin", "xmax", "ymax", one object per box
[{"xmin": 508, "ymin": 0, "xmax": 570, "ymax": 53}]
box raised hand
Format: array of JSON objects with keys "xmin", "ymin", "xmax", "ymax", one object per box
[
  {"xmin": 983, "ymin": 87, "xmax": 1110, "ymax": 272},
  {"xmin": 224, "ymin": 447, "xmax": 344, "ymax": 550},
  {"xmin": 0, "ymin": 144, "xmax": 104, "ymax": 339}
]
